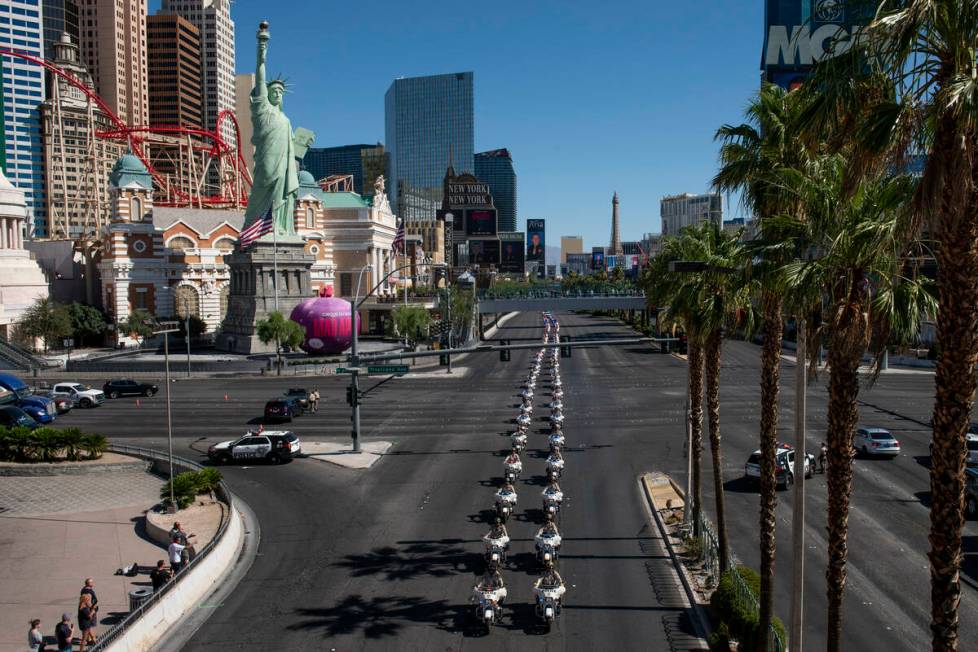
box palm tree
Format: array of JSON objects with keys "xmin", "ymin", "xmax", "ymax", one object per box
[
  {"xmin": 800, "ymin": 4, "xmax": 978, "ymax": 646},
  {"xmin": 713, "ymin": 82, "xmax": 811, "ymax": 649},
  {"xmin": 256, "ymin": 311, "xmax": 305, "ymax": 375},
  {"xmin": 777, "ymin": 157, "xmax": 936, "ymax": 651}
]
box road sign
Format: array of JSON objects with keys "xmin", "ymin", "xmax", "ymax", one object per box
[
  {"xmin": 335, "ymin": 367, "xmax": 366, "ymax": 374},
  {"xmin": 367, "ymin": 365, "xmax": 409, "ymax": 375}
]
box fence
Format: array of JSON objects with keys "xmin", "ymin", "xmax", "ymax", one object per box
[{"xmin": 87, "ymin": 444, "xmax": 234, "ymax": 651}]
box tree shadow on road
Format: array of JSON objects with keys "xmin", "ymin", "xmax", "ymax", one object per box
[
  {"xmin": 723, "ymin": 476, "xmax": 756, "ymax": 494},
  {"xmin": 288, "ymin": 594, "xmax": 467, "ymax": 639},
  {"xmin": 331, "ymin": 542, "xmax": 481, "ymax": 581}
]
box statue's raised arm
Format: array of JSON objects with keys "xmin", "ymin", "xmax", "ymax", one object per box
[{"xmin": 253, "ymin": 21, "xmax": 269, "ymax": 100}]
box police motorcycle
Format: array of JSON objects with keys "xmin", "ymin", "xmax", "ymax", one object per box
[
  {"xmin": 548, "ymin": 429, "xmax": 565, "ymax": 453},
  {"xmin": 535, "ymin": 517, "xmax": 563, "ymax": 565},
  {"xmin": 472, "ymin": 569, "xmax": 507, "ymax": 631},
  {"xmin": 516, "ymin": 412, "xmax": 532, "ymax": 428},
  {"xmin": 533, "ymin": 563, "xmax": 566, "ymax": 631},
  {"xmin": 483, "ymin": 518, "xmax": 510, "ymax": 567},
  {"xmin": 546, "ymin": 450, "xmax": 565, "ymax": 481},
  {"xmin": 542, "ymin": 481, "xmax": 564, "ymax": 517},
  {"xmin": 503, "ymin": 451, "xmax": 523, "ymax": 483},
  {"xmin": 550, "ymin": 409, "xmax": 565, "ymax": 427},
  {"xmin": 511, "ymin": 430, "xmax": 527, "ymax": 453},
  {"xmin": 495, "ymin": 483, "xmax": 518, "ymax": 522}
]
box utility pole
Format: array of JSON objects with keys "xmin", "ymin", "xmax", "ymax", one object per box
[
  {"xmin": 153, "ymin": 321, "xmax": 179, "ymax": 513},
  {"xmin": 790, "ymin": 318, "xmax": 807, "ymax": 652},
  {"xmin": 446, "ymin": 286, "xmax": 453, "ymax": 374},
  {"xmin": 183, "ymin": 297, "xmax": 191, "ymax": 378}
]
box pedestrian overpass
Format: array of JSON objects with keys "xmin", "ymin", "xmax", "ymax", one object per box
[{"xmin": 476, "ymin": 293, "xmax": 648, "ymax": 314}]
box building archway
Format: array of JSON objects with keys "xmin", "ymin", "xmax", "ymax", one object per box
[{"xmin": 174, "ymin": 285, "xmax": 200, "ymax": 319}]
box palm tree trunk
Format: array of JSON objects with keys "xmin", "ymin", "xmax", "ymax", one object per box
[
  {"xmin": 688, "ymin": 341, "xmax": 705, "ymax": 535},
  {"xmin": 705, "ymin": 328, "xmax": 730, "ymax": 572},
  {"xmin": 824, "ymin": 296, "xmax": 869, "ymax": 652},
  {"xmin": 757, "ymin": 290, "xmax": 783, "ymax": 652},
  {"xmin": 930, "ymin": 190, "xmax": 978, "ymax": 651}
]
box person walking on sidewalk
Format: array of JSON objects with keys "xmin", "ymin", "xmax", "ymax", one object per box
[
  {"xmin": 28, "ymin": 618, "xmax": 44, "ymax": 652},
  {"xmin": 80, "ymin": 578, "xmax": 98, "ymax": 608},
  {"xmin": 54, "ymin": 614, "xmax": 73, "ymax": 652},
  {"xmin": 77, "ymin": 593, "xmax": 97, "ymax": 651},
  {"xmin": 150, "ymin": 559, "xmax": 171, "ymax": 592}
]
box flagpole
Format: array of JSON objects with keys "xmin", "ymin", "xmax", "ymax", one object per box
[{"xmin": 402, "ymin": 222, "xmax": 407, "ymax": 306}]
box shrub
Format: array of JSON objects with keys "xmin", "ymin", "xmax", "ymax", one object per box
[
  {"xmin": 81, "ymin": 433, "xmax": 108, "ymax": 460},
  {"xmin": 710, "ymin": 566, "xmax": 787, "ymax": 650},
  {"xmin": 0, "ymin": 426, "xmax": 108, "ymax": 462},
  {"xmin": 193, "ymin": 467, "xmax": 222, "ymax": 493},
  {"xmin": 161, "ymin": 468, "xmax": 223, "ymax": 511}
]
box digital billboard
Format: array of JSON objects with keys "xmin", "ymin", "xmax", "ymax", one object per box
[
  {"xmin": 592, "ymin": 250, "xmax": 605, "ymax": 271},
  {"xmin": 762, "ymin": 1, "xmax": 872, "ymax": 89},
  {"xmin": 468, "ymin": 239, "xmax": 500, "ymax": 266},
  {"xmin": 499, "ymin": 232, "xmax": 525, "ymax": 274},
  {"xmin": 526, "ymin": 219, "xmax": 545, "ymax": 262},
  {"xmin": 465, "ymin": 208, "xmax": 497, "ymax": 236}
]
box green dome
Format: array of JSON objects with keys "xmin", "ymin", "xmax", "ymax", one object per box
[
  {"xmin": 109, "ymin": 152, "xmax": 152, "ymax": 189},
  {"xmin": 297, "ymin": 169, "xmax": 325, "ymax": 201}
]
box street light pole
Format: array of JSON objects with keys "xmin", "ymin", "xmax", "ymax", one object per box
[
  {"xmin": 183, "ymin": 297, "xmax": 191, "ymax": 378},
  {"xmin": 446, "ymin": 286, "xmax": 453, "ymax": 374},
  {"xmin": 349, "ymin": 264, "xmax": 372, "ymax": 454},
  {"xmin": 153, "ymin": 321, "xmax": 179, "ymax": 512},
  {"xmin": 790, "ymin": 318, "xmax": 807, "ymax": 652}
]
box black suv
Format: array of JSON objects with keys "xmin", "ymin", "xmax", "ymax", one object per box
[
  {"xmin": 208, "ymin": 431, "xmax": 302, "ymax": 464},
  {"xmin": 103, "ymin": 379, "xmax": 159, "ymax": 398},
  {"xmin": 264, "ymin": 397, "xmax": 302, "ymax": 422}
]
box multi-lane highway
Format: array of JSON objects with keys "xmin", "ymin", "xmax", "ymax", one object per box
[{"xmin": 54, "ymin": 311, "xmax": 978, "ymax": 650}]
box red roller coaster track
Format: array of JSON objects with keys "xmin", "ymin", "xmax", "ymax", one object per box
[{"xmin": 1, "ymin": 48, "xmax": 252, "ymax": 207}]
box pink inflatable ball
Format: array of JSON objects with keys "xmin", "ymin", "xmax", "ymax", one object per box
[{"xmin": 289, "ymin": 285, "xmax": 359, "ymax": 354}]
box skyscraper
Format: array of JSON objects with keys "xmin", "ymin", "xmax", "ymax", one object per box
[
  {"xmin": 385, "ymin": 72, "xmax": 474, "ymax": 222},
  {"xmin": 42, "ymin": 0, "xmax": 79, "ymax": 60},
  {"xmin": 474, "ymin": 148, "xmax": 516, "ymax": 232},
  {"xmin": 609, "ymin": 192, "xmax": 623, "ymax": 255},
  {"xmin": 159, "ymin": 0, "xmax": 235, "ymax": 146},
  {"xmin": 560, "ymin": 235, "xmax": 583, "ymax": 264},
  {"xmin": 147, "ymin": 14, "xmax": 203, "ymax": 130},
  {"xmin": 234, "ymin": 72, "xmax": 254, "ymax": 173},
  {"xmin": 77, "ymin": 0, "xmax": 149, "ymax": 125},
  {"xmin": 1, "ymin": 0, "xmax": 47, "ymax": 236},
  {"xmin": 660, "ymin": 192, "xmax": 722, "ymax": 237},
  {"xmin": 304, "ymin": 143, "xmax": 385, "ymax": 195}
]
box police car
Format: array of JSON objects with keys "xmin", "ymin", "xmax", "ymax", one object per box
[
  {"xmin": 744, "ymin": 442, "xmax": 814, "ymax": 490},
  {"xmin": 207, "ymin": 430, "xmax": 301, "ymax": 465}
]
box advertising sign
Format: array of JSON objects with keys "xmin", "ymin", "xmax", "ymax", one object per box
[
  {"xmin": 499, "ymin": 232, "xmax": 525, "ymax": 274},
  {"xmin": 468, "ymin": 239, "xmax": 500, "ymax": 266},
  {"xmin": 526, "ymin": 219, "xmax": 546, "ymax": 262},
  {"xmin": 592, "ymin": 250, "xmax": 605, "ymax": 271},
  {"xmin": 465, "ymin": 208, "xmax": 497, "ymax": 236},
  {"xmin": 762, "ymin": 0, "xmax": 872, "ymax": 89}
]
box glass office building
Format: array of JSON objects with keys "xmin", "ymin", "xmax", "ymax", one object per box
[
  {"xmin": 474, "ymin": 148, "xmax": 516, "ymax": 232},
  {"xmin": 42, "ymin": 0, "xmax": 78, "ymax": 60},
  {"xmin": 303, "ymin": 143, "xmax": 384, "ymax": 196},
  {"xmin": 1, "ymin": 0, "xmax": 47, "ymax": 237},
  {"xmin": 384, "ymin": 72, "xmax": 474, "ymax": 222}
]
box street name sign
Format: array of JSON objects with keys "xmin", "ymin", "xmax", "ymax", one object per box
[
  {"xmin": 368, "ymin": 365, "xmax": 410, "ymax": 375},
  {"xmin": 335, "ymin": 367, "xmax": 366, "ymax": 374}
]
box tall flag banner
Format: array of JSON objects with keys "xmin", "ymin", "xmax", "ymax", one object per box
[
  {"xmin": 239, "ymin": 205, "xmax": 273, "ymax": 248},
  {"xmin": 392, "ymin": 220, "xmax": 405, "ymax": 254}
]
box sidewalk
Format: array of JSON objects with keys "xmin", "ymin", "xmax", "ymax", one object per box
[{"xmin": 0, "ymin": 467, "xmax": 166, "ymax": 652}]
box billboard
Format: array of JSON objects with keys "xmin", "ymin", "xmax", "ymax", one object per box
[
  {"xmin": 465, "ymin": 208, "xmax": 497, "ymax": 236},
  {"xmin": 499, "ymin": 232, "xmax": 525, "ymax": 274},
  {"xmin": 526, "ymin": 219, "xmax": 545, "ymax": 262},
  {"xmin": 592, "ymin": 250, "xmax": 605, "ymax": 271},
  {"xmin": 468, "ymin": 239, "xmax": 500, "ymax": 266},
  {"xmin": 437, "ymin": 208, "xmax": 466, "ymax": 234},
  {"xmin": 762, "ymin": 0, "xmax": 872, "ymax": 89}
]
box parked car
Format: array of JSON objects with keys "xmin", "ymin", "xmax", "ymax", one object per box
[
  {"xmin": 745, "ymin": 443, "xmax": 813, "ymax": 490},
  {"xmin": 264, "ymin": 398, "xmax": 302, "ymax": 422},
  {"xmin": 102, "ymin": 379, "xmax": 159, "ymax": 399},
  {"xmin": 967, "ymin": 425, "xmax": 978, "ymax": 467},
  {"xmin": 854, "ymin": 427, "xmax": 901, "ymax": 458},
  {"xmin": 208, "ymin": 430, "xmax": 301, "ymax": 465},
  {"xmin": 284, "ymin": 388, "xmax": 309, "ymax": 410},
  {"xmin": 47, "ymin": 395, "xmax": 74, "ymax": 414},
  {"xmin": 50, "ymin": 382, "xmax": 105, "ymax": 408},
  {"xmin": 0, "ymin": 373, "xmax": 56, "ymax": 423},
  {"xmin": 966, "ymin": 468, "xmax": 978, "ymax": 519},
  {"xmin": 0, "ymin": 405, "xmax": 39, "ymax": 429}
]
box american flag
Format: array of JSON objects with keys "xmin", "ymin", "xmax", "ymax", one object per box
[
  {"xmin": 392, "ymin": 220, "xmax": 405, "ymax": 254},
  {"xmin": 238, "ymin": 205, "xmax": 273, "ymax": 248}
]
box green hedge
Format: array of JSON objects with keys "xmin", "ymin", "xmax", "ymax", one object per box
[
  {"xmin": 161, "ymin": 468, "xmax": 223, "ymax": 510},
  {"xmin": 0, "ymin": 426, "xmax": 108, "ymax": 463},
  {"xmin": 709, "ymin": 566, "xmax": 787, "ymax": 651}
]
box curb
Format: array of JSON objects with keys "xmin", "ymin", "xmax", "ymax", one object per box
[{"xmin": 639, "ymin": 473, "xmax": 713, "ymax": 645}]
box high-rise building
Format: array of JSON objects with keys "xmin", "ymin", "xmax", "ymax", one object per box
[
  {"xmin": 385, "ymin": 72, "xmax": 474, "ymax": 222},
  {"xmin": 159, "ymin": 0, "xmax": 235, "ymax": 146},
  {"xmin": 560, "ymin": 235, "xmax": 583, "ymax": 264},
  {"xmin": 77, "ymin": 0, "xmax": 149, "ymax": 125},
  {"xmin": 660, "ymin": 192, "xmax": 722, "ymax": 237},
  {"xmin": 41, "ymin": 32, "xmax": 126, "ymax": 239},
  {"xmin": 1, "ymin": 0, "xmax": 47, "ymax": 237},
  {"xmin": 474, "ymin": 148, "xmax": 516, "ymax": 232},
  {"xmin": 147, "ymin": 14, "xmax": 203, "ymax": 130},
  {"xmin": 234, "ymin": 72, "xmax": 254, "ymax": 173},
  {"xmin": 42, "ymin": 0, "xmax": 79, "ymax": 60},
  {"xmin": 304, "ymin": 143, "xmax": 385, "ymax": 196},
  {"xmin": 609, "ymin": 191, "xmax": 623, "ymax": 255}
]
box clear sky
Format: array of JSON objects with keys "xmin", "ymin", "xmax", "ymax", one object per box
[{"xmin": 155, "ymin": 0, "xmax": 765, "ymax": 250}]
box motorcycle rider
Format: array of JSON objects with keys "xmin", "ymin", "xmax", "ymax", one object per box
[
  {"xmin": 535, "ymin": 518, "xmax": 562, "ymax": 555},
  {"xmin": 484, "ymin": 518, "xmax": 510, "ymax": 560},
  {"xmin": 474, "ymin": 567, "xmax": 508, "ymax": 605},
  {"xmin": 504, "ymin": 450, "xmax": 523, "ymax": 477},
  {"xmin": 511, "ymin": 431, "xmax": 527, "ymax": 451},
  {"xmin": 496, "ymin": 481, "xmax": 518, "ymax": 507},
  {"xmin": 547, "ymin": 449, "xmax": 565, "ymax": 477},
  {"xmin": 548, "ymin": 430, "xmax": 565, "ymax": 451},
  {"xmin": 533, "ymin": 562, "xmax": 566, "ymax": 613}
]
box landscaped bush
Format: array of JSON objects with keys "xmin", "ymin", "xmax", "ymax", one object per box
[
  {"xmin": 0, "ymin": 426, "xmax": 108, "ymax": 462},
  {"xmin": 709, "ymin": 566, "xmax": 787, "ymax": 651},
  {"xmin": 160, "ymin": 468, "xmax": 223, "ymax": 510}
]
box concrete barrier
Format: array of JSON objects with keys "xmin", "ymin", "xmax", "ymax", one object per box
[{"xmin": 103, "ymin": 497, "xmax": 243, "ymax": 652}]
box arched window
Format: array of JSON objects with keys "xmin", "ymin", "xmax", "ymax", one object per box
[
  {"xmin": 168, "ymin": 236, "xmax": 195, "ymax": 252},
  {"xmin": 130, "ymin": 197, "xmax": 143, "ymax": 221},
  {"xmin": 174, "ymin": 285, "xmax": 200, "ymax": 318},
  {"xmin": 214, "ymin": 237, "xmax": 235, "ymax": 253},
  {"xmin": 305, "ymin": 207, "xmax": 315, "ymax": 228},
  {"xmin": 219, "ymin": 285, "xmax": 230, "ymax": 321}
]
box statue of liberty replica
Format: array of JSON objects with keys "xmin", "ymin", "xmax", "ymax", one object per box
[{"xmin": 218, "ymin": 21, "xmax": 316, "ymax": 354}]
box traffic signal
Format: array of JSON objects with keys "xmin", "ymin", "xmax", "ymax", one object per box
[
  {"xmin": 346, "ymin": 386, "xmax": 362, "ymax": 406},
  {"xmin": 439, "ymin": 353, "xmax": 450, "ymax": 366},
  {"xmin": 499, "ymin": 339, "xmax": 511, "ymax": 362}
]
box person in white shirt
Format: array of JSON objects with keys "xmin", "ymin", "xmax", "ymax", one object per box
[{"xmin": 168, "ymin": 536, "xmax": 187, "ymax": 573}]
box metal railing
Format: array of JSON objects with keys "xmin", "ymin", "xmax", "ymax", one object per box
[{"xmin": 88, "ymin": 444, "xmax": 234, "ymax": 651}]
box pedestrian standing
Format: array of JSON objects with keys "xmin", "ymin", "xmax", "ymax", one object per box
[
  {"xmin": 80, "ymin": 578, "xmax": 97, "ymax": 608},
  {"xmin": 77, "ymin": 593, "xmax": 97, "ymax": 652},
  {"xmin": 168, "ymin": 536, "xmax": 186, "ymax": 574},
  {"xmin": 150, "ymin": 560, "xmax": 171, "ymax": 592},
  {"xmin": 54, "ymin": 614, "xmax": 73, "ymax": 652},
  {"xmin": 310, "ymin": 389, "xmax": 319, "ymax": 413},
  {"xmin": 28, "ymin": 618, "xmax": 44, "ymax": 652}
]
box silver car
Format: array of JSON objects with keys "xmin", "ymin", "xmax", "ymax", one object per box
[{"xmin": 854, "ymin": 427, "xmax": 901, "ymax": 458}]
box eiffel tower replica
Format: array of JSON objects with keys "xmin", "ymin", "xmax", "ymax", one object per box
[{"xmin": 609, "ymin": 192, "xmax": 624, "ymax": 256}]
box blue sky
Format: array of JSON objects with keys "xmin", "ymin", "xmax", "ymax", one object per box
[{"xmin": 157, "ymin": 0, "xmax": 765, "ymax": 249}]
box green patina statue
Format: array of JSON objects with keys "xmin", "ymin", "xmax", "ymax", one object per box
[{"xmin": 243, "ymin": 21, "xmax": 315, "ymax": 239}]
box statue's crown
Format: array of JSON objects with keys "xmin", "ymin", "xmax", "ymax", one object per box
[{"xmin": 268, "ymin": 75, "xmax": 291, "ymax": 92}]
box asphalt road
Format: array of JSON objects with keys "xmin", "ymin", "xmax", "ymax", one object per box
[{"xmin": 53, "ymin": 312, "xmax": 978, "ymax": 650}]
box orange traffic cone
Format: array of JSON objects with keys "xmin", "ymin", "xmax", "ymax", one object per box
[{"xmin": 224, "ymin": 393, "xmax": 229, "ymax": 401}]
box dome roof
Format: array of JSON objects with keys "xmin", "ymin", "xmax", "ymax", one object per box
[
  {"xmin": 298, "ymin": 169, "xmax": 317, "ymax": 186},
  {"xmin": 297, "ymin": 169, "xmax": 325, "ymax": 202},
  {"xmin": 0, "ymin": 168, "xmax": 27, "ymax": 219},
  {"xmin": 109, "ymin": 152, "xmax": 153, "ymax": 189}
]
